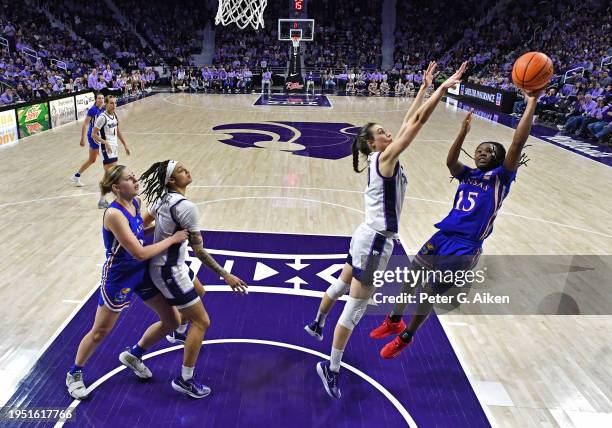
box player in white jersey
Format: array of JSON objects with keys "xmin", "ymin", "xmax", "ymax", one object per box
[
  {"xmin": 305, "ymin": 61, "xmax": 468, "ymax": 399},
  {"xmin": 133, "ymin": 160, "xmax": 248, "ymax": 399},
  {"xmin": 93, "ymin": 95, "xmax": 130, "ymax": 208}
]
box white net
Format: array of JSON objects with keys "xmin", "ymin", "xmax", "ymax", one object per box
[{"xmin": 215, "ymin": 0, "xmax": 268, "ymax": 30}]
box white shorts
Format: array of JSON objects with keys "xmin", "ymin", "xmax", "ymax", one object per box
[
  {"xmin": 346, "ymin": 223, "xmax": 395, "ymax": 285},
  {"xmin": 149, "ymin": 264, "xmax": 199, "ymax": 309},
  {"xmin": 101, "ymin": 143, "xmax": 118, "ymax": 165}
]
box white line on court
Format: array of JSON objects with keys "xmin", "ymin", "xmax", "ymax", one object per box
[
  {"xmin": 2, "ymin": 186, "xmax": 610, "ymax": 239},
  {"xmin": 55, "ymin": 338, "xmax": 418, "ymax": 428}
]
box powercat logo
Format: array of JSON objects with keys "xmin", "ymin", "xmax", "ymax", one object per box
[{"xmin": 212, "ymin": 121, "xmax": 359, "ymax": 160}]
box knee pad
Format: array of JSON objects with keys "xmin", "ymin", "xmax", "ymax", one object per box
[
  {"xmin": 337, "ymin": 297, "xmax": 369, "ymax": 331},
  {"xmin": 325, "ymin": 279, "xmax": 351, "ymax": 300}
]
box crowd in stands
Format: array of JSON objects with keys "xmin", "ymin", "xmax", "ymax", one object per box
[
  {"xmin": 306, "ymin": 0, "xmax": 382, "ymax": 70},
  {"xmin": 113, "ymin": 0, "xmax": 211, "ymax": 66},
  {"xmin": 2, "ymin": 0, "xmax": 612, "ymax": 143}
]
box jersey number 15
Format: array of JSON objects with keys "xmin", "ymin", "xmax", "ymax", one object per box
[{"xmin": 455, "ymin": 191, "xmax": 478, "ymax": 212}]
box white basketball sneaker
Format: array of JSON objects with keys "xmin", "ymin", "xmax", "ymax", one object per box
[{"xmin": 70, "ymin": 175, "xmax": 84, "ymax": 187}]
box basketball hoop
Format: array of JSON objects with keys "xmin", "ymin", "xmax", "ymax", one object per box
[
  {"xmin": 291, "ymin": 35, "xmax": 301, "ymax": 49},
  {"xmin": 215, "ymin": 0, "xmax": 268, "ymax": 30}
]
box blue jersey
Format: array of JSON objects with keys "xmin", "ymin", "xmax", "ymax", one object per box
[
  {"xmin": 102, "ymin": 199, "xmax": 145, "ymax": 273},
  {"xmin": 435, "ymin": 165, "xmax": 517, "ymax": 242},
  {"xmin": 87, "ymin": 105, "xmax": 103, "ymax": 137}
]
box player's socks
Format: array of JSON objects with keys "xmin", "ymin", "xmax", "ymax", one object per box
[
  {"xmin": 74, "ymin": 172, "xmax": 81, "ymax": 178},
  {"xmin": 130, "ymin": 344, "xmax": 146, "ymax": 359},
  {"xmin": 176, "ymin": 323, "xmax": 188, "ymax": 334},
  {"xmin": 181, "ymin": 365, "xmax": 194, "ymax": 381},
  {"xmin": 329, "ymin": 347, "xmax": 343, "ymax": 372},
  {"xmin": 390, "ymin": 314, "xmax": 402, "ymax": 323},
  {"xmin": 380, "ymin": 333, "xmax": 414, "ymax": 360},
  {"xmin": 69, "ymin": 364, "xmax": 83, "ymax": 375},
  {"xmin": 400, "ymin": 330, "xmax": 414, "ymax": 343}
]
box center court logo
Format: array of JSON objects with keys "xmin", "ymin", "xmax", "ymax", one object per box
[{"xmin": 212, "ymin": 121, "xmax": 360, "ymax": 160}]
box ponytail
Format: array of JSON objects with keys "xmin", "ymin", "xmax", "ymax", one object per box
[
  {"xmin": 99, "ymin": 165, "xmax": 126, "ymax": 195},
  {"xmin": 352, "ymin": 122, "xmax": 375, "ymax": 173}
]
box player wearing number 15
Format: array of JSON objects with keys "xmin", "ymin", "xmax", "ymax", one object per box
[{"xmin": 372, "ymin": 89, "xmax": 544, "ymax": 359}]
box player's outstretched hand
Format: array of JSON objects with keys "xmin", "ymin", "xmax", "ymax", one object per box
[
  {"xmin": 441, "ymin": 61, "xmax": 468, "ymax": 89},
  {"xmin": 462, "ymin": 109, "xmax": 474, "ymax": 133},
  {"xmin": 422, "ymin": 61, "xmax": 438, "ymax": 88},
  {"xmin": 524, "ymin": 88, "xmax": 545, "ymax": 102},
  {"xmin": 171, "ymin": 229, "xmax": 189, "ymax": 244},
  {"xmin": 224, "ymin": 274, "xmax": 248, "ymax": 294}
]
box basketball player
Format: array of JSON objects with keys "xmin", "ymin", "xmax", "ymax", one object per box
[
  {"xmin": 372, "ymin": 88, "xmax": 543, "ymax": 359},
  {"xmin": 306, "ymin": 61, "xmax": 467, "ymax": 399},
  {"xmin": 136, "ymin": 160, "xmax": 248, "ymax": 398},
  {"xmin": 66, "ymin": 165, "xmax": 188, "ymax": 400},
  {"xmin": 71, "ymin": 93, "xmax": 105, "ymax": 187},
  {"xmin": 92, "ymin": 95, "xmax": 130, "ymax": 208}
]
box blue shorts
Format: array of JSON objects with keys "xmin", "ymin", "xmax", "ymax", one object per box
[
  {"xmin": 98, "ymin": 266, "xmax": 160, "ymax": 312},
  {"xmin": 88, "ymin": 135, "xmax": 99, "ymax": 150},
  {"xmin": 414, "ymin": 231, "xmax": 482, "ymax": 278}
]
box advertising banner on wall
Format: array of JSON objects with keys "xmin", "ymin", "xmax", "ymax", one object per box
[
  {"xmin": 75, "ymin": 92, "xmax": 95, "ymax": 120},
  {"xmin": 16, "ymin": 102, "xmax": 50, "ymax": 137},
  {"xmin": 0, "ymin": 109, "xmax": 19, "ymax": 146},
  {"xmin": 50, "ymin": 96, "xmax": 77, "ymax": 128}
]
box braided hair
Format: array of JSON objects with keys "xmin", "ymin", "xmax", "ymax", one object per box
[
  {"xmin": 452, "ymin": 142, "xmax": 531, "ymax": 181},
  {"xmin": 351, "ymin": 122, "xmax": 375, "ymax": 173},
  {"xmin": 139, "ymin": 160, "xmax": 172, "ymax": 205}
]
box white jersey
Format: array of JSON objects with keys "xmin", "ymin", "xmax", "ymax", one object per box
[
  {"xmin": 94, "ymin": 111, "xmax": 119, "ymax": 145},
  {"xmin": 150, "ymin": 192, "xmax": 200, "ymax": 267},
  {"xmin": 364, "ymin": 151, "xmax": 408, "ymax": 235}
]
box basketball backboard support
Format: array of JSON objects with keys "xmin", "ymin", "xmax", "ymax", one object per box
[{"xmin": 278, "ymin": 19, "xmax": 314, "ymax": 42}]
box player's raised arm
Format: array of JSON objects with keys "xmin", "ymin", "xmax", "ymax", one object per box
[
  {"xmin": 447, "ymin": 109, "xmax": 473, "ymax": 177},
  {"xmin": 379, "ymin": 61, "xmax": 468, "ymax": 171},
  {"xmin": 504, "ymin": 89, "xmax": 543, "ymax": 171},
  {"xmin": 402, "ymin": 61, "xmax": 437, "ymax": 125}
]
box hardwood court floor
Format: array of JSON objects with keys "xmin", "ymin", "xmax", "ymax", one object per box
[{"xmin": 0, "ymin": 93, "xmax": 610, "ymax": 427}]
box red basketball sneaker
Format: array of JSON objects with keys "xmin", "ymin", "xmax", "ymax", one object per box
[
  {"xmin": 380, "ymin": 335, "xmax": 413, "ymax": 359},
  {"xmin": 369, "ymin": 316, "xmax": 406, "ymax": 339}
]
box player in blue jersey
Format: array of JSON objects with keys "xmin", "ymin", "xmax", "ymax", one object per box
[
  {"xmin": 305, "ymin": 61, "xmax": 468, "ymax": 399},
  {"xmin": 66, "ymin": 165, "xmax": 188, "ymax": 400},
  {"xmin": 372, "ymin": 89, "xmax": 543, "ymax": 359},
  {"xmin": 71, "ymin": 93, "xmax": 105, "ymax": 187}
]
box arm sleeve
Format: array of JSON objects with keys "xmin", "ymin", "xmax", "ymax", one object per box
[{"xmin": 175, "ymin": 201, "xmax": 200, "ymax": 232}]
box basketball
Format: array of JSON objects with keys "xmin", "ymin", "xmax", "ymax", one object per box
[{"xmin": 511, "ymin": 51, "xmax": 554, "ymax": 91}]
